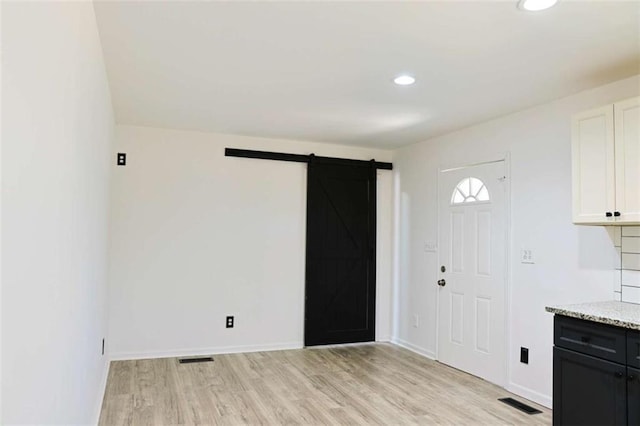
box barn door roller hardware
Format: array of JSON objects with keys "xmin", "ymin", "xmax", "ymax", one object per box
[{"xmin": 225, "ymin": 148, "xmax": 392, "ymax": 170}]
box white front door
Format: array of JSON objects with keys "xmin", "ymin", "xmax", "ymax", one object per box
[{"xmin": 437, "ymin": 160, "xmax": 507, "ymax": 386}]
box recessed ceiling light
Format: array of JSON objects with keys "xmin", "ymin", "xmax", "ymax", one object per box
[
  {"xmin": 394, "ymin": 75, "xmax": 416, "ymax": 86},
  {"xmin": 518, "ymin": 0, "xmax": 558, "ymax": 11}
]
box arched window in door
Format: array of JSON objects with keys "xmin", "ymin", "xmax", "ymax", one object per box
[{"xmin": 451, "ymin": 177, "xmax": 490, "ymax": 205}]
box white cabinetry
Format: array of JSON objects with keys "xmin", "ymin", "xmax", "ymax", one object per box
[
  {"xmin": 572, "ymin": 97, "xmax": 640, "ymax": 225},
  {"xmin": 614, "ymin": 97, "xmax": 640, "ymax": 223}
]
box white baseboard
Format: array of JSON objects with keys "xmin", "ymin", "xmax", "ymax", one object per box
[
  {"xmin": 93, "ymin": 358, "xmax": 111, "ymax": 425},
  {"xmin": 306, "ymin": 341, "xmax": 383, "ymax": 350},
  {"xmin": 109, "ymin": 341, "xmax": 303, "ymax": 361},
  {"xmin": 506, "ymin": 381, "xmax": 552, "ymax": 409},
  {"xmin": 391, "ymin": 337, "xmax": 436, "ymax": 360}
]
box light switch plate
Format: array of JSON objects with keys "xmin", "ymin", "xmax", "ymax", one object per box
[
  {"xmin": 521, "ymin": 249, "xmax": 534, "ymax": 264},
  {"xmin": 424, "ymin": 241, "xmax": 438, "ymax": 252}
]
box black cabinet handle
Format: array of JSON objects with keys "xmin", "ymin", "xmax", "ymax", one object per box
[
  {"xmin": 606, "ymin": 212, "xmax": 613, "ymax": 217},
  {"xmin": 615, "ymin": 372, "xmax": 624, "ymax": 378},
  {"xmin": 614, "ymin": 211, "xmax": 621, "ymax": 217}
]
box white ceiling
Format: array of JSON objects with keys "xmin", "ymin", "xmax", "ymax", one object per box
[{"xmin": 94, "ymin": 1, "xmax": 640, "ymax": 149}]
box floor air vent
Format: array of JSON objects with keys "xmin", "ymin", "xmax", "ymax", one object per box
[
  {"xmin": 498, "ymin": 397, "xmax": 542, "ymax": 415},
  {"xmin": 178, "ymin": 356, "xmax": 214, "ymax": 364}
]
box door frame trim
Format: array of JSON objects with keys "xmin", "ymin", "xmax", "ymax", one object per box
[{"xmin": 435, "ymin": 153, "xmax": 511, "ymax": 388}]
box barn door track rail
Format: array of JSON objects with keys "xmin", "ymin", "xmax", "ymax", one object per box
[{"xmin": 225, "ymin": 148, "xmax": 393, "ymax": 170}]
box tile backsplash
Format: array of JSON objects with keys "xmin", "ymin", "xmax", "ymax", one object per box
[{"xmin": 614, "ymin": 226, "xmax": 640, "ymax": 304}]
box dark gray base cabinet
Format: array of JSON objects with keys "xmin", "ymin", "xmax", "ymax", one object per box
[
  {"xmin": 553, "ymin": 316, "xmax": 640, "ymax": 426},
  {"xmin": 553, "ymin": 347, "xmax": 627, "ymax": 425},
  {"xmin": 630, "ymin": 367, "xmax": 640, "ymax": 426}
]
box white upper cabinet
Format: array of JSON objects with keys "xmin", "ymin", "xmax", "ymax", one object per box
[
  {"xmin": 614, "ymin": 97, "xmax": 640, "ymax": 223},
  {"xmin": 571, "ymin": 105, "xmax": 615, "ymax": 223},
  {"xmin": 572, "ymin": 96, "xmax": 640, "ymax": 225}
]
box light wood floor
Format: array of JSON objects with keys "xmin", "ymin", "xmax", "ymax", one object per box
[{"xmin": 99, "ymin": 343, "xmax": 551, "ymax": 425}]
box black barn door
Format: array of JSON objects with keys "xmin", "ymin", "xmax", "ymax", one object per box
[{"xmin": 305, "ymin": 158, "xmax": 376, "ymax": 346}]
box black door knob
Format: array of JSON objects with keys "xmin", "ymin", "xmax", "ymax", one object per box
[
  {"xmin": 606, "ymin": 212, "xmax": 613, "ymax": 217},
  {"xmin": 437, "ymin": 279, "xmax": 446, "ymax": 287},
  {"xmin": 614, "ymin": 211, "xmax": 621, "ymax": 217}
]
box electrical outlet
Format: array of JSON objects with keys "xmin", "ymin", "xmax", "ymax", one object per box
[
  {"xmin": 520, "ymin": 347, "xmax": 529, "ymax": 364},
  {"xmin": 117, "ymin": 153, "xmax": 126, "ymax": 166},
  {"xmin": 226, "ymin": 316, "xmax": 234, "ymax": 328},
  {"xmin": 102, "ymin": 338, "xmax": 105, "ymax": 356},
  {"xmin": 520, "ymin": 249, "xmax": 534, "ymax": 264},
  {"xmin": 413, "ymin": 314, "xmax": 420, "ymax": 328}
]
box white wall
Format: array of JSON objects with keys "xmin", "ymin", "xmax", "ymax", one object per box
[
  {"xmin": 392, "ymin": 75, "xmax": 640, "ymax": 408},
  {"xmin": 1, "ymin": 2, "xmax": 114, "ymax": 424},
  {"xmin": 108, "ymin": 125, "xmax": 393, "ymax": 359}
]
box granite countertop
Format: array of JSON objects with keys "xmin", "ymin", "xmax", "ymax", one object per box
[{"xmin": 546, "ymin": 300, "xmax": 640, "ymax": 330}]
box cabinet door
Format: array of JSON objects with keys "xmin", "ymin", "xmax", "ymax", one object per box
[
  {"xmin": 614, "ymin": 97, "xmax": 640, "ymax": 224},
  {"xmin": 571, "ymin": 105, "xmax": 615, "ymax": 224},
  {"xmin": 553, "ymin": 347, "xmax": 627, "ymax": 425},
  {"xmin": 629, "ymin": 331, "xmax": 640, "ymax": 369},
  {"xmin": 630, "ymin": 367, "xmax": 640, "ymax": 426}
]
